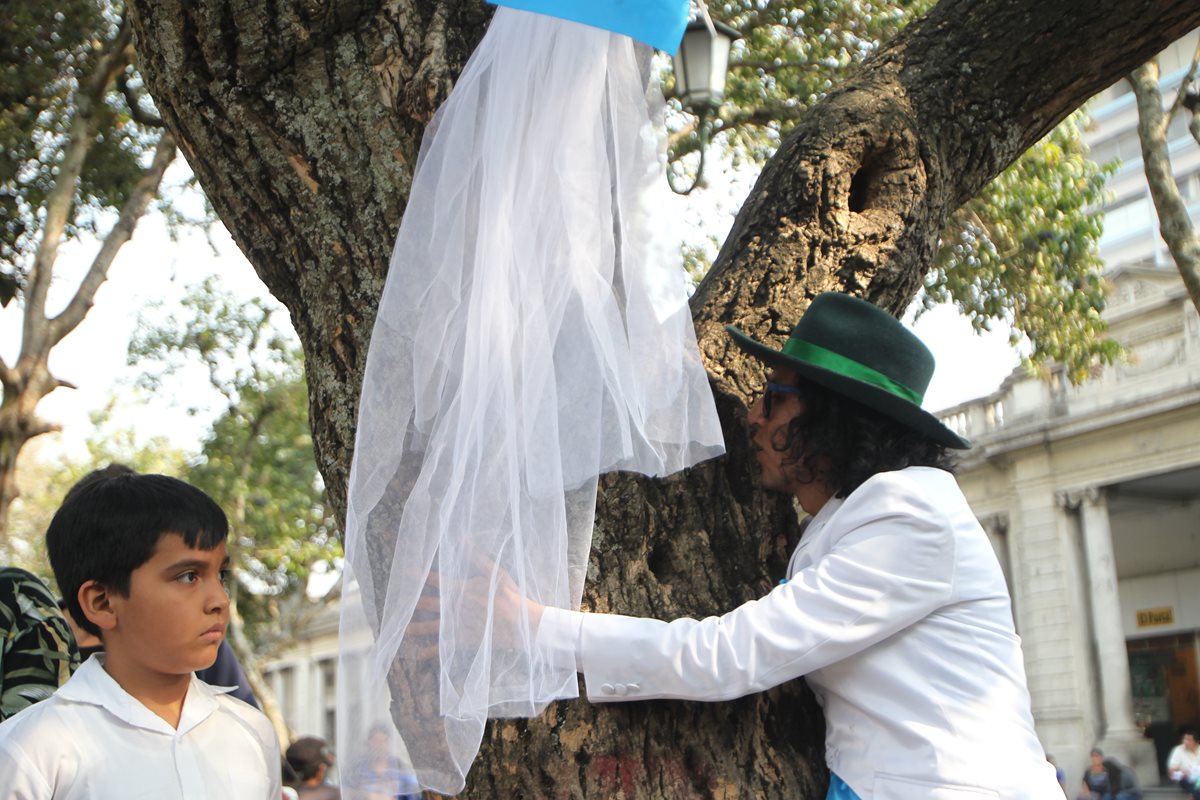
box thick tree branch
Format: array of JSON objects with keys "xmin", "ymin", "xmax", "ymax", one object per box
[
  {"xmin": 22, "ymin": 19, "xmax": 134, "ymax": 356},
  {"xmin": 21, "ymin": 417, "xmax": 61, "ymax": 440},
  {"xmin": 1129, "ymin": 61, "xmax": 1200, "ymax": 314},
  {"xmin": 49, "ymin": 133, "xmax": 177, "ymax": 346}
]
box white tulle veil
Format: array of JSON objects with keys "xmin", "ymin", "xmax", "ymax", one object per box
[{"xmin": 336, "ymin": 4, "xmax": 724, "ymax": 794}]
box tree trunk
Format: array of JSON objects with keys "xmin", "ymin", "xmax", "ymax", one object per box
[
  {"xmin": 227, "ymin": 591, "xmax": 293, "ymax": 747},
  {"xmin": 0, "ymin": 357, "xmax": 59, "ymax": 550},
  {"xmin": 1129, "ymin": 60, "xmax": 1200, "ymax": 314},
  {"xmin": 126, "ymin": 0, "xmax": 1200, "ymax": 796}
]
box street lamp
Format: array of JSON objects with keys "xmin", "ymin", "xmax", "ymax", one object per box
[{"xmin": 668, "ymin": 15, "xmax": 742, "ymax": 195}]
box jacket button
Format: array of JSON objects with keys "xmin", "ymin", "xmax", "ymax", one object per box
[
  {"xmin": 614, "ymin": 684, "xmax": 629, "ymax": 696},
  {"xmin": 628, "ymin": 683, "xmax": 639, "ymax": 692},
  {"xmin": 601, "ymin": 683, "xmax": 615, "ymax": 695}
]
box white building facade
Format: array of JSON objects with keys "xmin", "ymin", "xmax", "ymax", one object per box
[{"xmin": 937, "ymin": 30, "xmax": 1200, "ymax": 792}]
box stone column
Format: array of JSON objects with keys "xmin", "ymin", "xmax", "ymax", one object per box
[{"xmin": 1059, "ymin": 487, "xmax": 1157, "ymax": 785}]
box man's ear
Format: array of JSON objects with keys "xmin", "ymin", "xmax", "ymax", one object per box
[{"xmin": 78, "ymin": 580, "xmax": 118, "ymax": 633}]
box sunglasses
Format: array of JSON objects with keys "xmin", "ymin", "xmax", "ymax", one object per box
[{"xmin": 762, "ymin": 381, "xmax": 805, "ymax": 419}]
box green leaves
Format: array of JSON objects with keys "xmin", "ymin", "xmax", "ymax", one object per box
[
  {"xmin": 926, "ymin": 113, "xmax": 1121, "ymax": 382},
  {"xmin": 1, "ymin": 0, "xmax": 162, "ymax": 282}
]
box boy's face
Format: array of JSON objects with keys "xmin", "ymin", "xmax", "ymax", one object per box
[{"xmin": 106, "ymin": 533, "xmax": 231, "ymax": 676}]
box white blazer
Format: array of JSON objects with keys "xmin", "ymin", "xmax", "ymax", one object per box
[{"xmin": 538, "ymin": 467, "xmax": 1062, "ymax": 798}]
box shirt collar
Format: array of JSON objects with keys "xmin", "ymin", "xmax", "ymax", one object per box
[
  {"xmin": 804, "ymin": 494, "xmax": 844, "ymax": 536},
  {"xmin": 56, "ymin": 654, "xmax": 236, "ymax": 736}
]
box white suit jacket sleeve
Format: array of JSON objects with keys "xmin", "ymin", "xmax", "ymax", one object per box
[{"xmin": 547, "ymin": 476, "xmax": 957, "ymax": 702}]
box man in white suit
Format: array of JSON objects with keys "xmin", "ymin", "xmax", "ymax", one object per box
[{"xmin": 492, "ymin": 293, "xmax": 1063, "ymax": 798}]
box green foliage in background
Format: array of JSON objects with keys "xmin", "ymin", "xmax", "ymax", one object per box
[
  {"xmin": 0, "ymin": 0, "xmax": 159, "ymax": 298},
  {"xmin": 674, "ymin": 0, "xmax": 1121, "ymax": 380},
  {"xmin": 926, "ymin": 114, "xmax": 1122, "ymax": 383}
]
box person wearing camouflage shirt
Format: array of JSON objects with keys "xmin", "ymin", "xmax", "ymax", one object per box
[{"xmin": 0, "ymin": 566, "xmax": 79, "ymax": 721}]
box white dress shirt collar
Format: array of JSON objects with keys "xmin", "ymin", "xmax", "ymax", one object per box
[
  {"xmin": 787, "ymin": 494, "xmax": 845, "ymax": 579},
  {"xmin": 57, "ymin": 654, "xmax": 235, "ymax": 737}
]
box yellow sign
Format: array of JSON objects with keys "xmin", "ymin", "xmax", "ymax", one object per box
[{"xmin": 1136, "ymin": 607, "xmax": 1175, "ymax": 628}]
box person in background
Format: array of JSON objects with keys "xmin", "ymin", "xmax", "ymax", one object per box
[
  {"xmin": 1078, "ymin": 748, "xmax": 1142, "ymax": 800},
  {"xmin": 1168, "ymin": 730, "xmax": 1200, "ymax": 799},
  {"xmin": 0, "ymin": 567, "xmax": 79, "ymax": 721},
  {"xmin": 343, "ymin": 724, "xmax": 421, "ymax": 800},
  {"xmin": 0, "ymin": 471, "xmax": 281, "ymax": 798},
  {"xmin": 1080, "ymin": 748, "xmax": 1110, "ymax": 799},
  {"xmin": 286, "ymin": 735, "xmax": 341, "ymax": 799}
]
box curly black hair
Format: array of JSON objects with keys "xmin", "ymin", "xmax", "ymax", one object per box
[{"xmin": 775, "ymin": 376, "xmax": 957, "ymax": 498}]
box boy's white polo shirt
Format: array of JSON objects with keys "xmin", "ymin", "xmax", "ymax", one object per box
[{"xmin": 0, "ymin": 655, "xmax": 281, "ymax": 799}]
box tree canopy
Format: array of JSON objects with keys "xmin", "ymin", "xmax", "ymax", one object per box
[{"xmin": 0, "ymin": 0, "xmax": 177, "ymax": 546}]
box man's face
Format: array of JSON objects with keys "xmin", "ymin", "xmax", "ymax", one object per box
[
  {"xmin": 1185, "ymin": 734, "xmax": 1197, "ymax": 752},
  {"xmin": 105, "ymin": 534, "xmax": 230, "ymax": 676},
  {"xmin": 748, "ymin": 371, "xmax": 835, "ymax": 520},
  {"xmin": 748, "ymin": 367, "xmax": 805, "ymax": 495},
  {"xmin": 748, "ymin": 367, "xmax": 833, "ymax": 515}
]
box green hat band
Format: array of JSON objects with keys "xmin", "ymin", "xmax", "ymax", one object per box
[{"xmin": 781, "ymin": 338, "xmax": 923, "ymax": 405}]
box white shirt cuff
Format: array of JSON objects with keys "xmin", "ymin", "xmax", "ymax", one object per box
[{"xmin": 534, "ymin": 606, "xmax": 584, "ymax": 672}]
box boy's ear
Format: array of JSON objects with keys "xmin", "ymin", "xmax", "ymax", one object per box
[{"xmin": 78, "ymin": 580, "xmax": 118, "ymax": 632}]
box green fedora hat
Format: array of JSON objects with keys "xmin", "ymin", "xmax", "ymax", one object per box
[{"xmin": 727, "ymin": 293, "xmax": 970, "ymax": 450}]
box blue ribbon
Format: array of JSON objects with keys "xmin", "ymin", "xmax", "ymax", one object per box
[
  {"xmin": 488, "ymin": 0, "xmax": 692, "ymax": 52},
  {"xmin": 827, "ymin": 774, "xmax": 863, "ymax": 800}
]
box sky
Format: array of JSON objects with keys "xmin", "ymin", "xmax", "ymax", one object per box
[{"xmin": 1, "ymin": 159, "xmax": 1021, "ymax": 466}]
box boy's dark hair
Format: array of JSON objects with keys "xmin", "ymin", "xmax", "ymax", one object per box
[
  {"xmin": 47, "ymin": 469, "xmax": 229, "ymax": 637},
  {"xmin": 776, "ymin": 377, "xmax": 957, "ymax": 498}
]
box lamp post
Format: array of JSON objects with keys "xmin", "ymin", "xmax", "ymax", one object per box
[{"xmin": 668, "ymin": 16, "xmax": 741, "ymax": 195}]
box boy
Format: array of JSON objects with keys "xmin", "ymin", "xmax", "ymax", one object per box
[{"xmin": 0, "ymin": 471, "xmax": 282, "ymax": 798}]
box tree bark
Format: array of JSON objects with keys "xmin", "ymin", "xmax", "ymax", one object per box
[
  {"xmin": 126, "ymin": 0, "xmax": 1200, "ymax": 796},
  {"xmin": 1129, "ymin": 60, "xmax": 1200, "ymax": 314}
]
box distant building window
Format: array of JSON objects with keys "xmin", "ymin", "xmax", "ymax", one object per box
[
  {"xmin": 277, "ymin": 665, "xmax": 296, "ymax": 723},
  {"xmin": 1101, "ymin": 194, "xmax": 1154, "ymax": 247},
  {"xmin": 1089, "ymin": 131, "xmax": 1140, "ymax": 169},
  {"xmin": 319, "ymin": 658, "xmax": 337, "ymax": 746}
]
